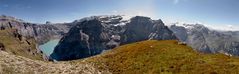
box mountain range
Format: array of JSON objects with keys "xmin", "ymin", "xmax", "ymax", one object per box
[
  {"xmin": 1, "ymin": 15, "xmax": 239, "ymax": 73},
  {"xmin": 51, "ymin": 15, "xmax": 177, "ymax": 61},
  {"xmin": 1, "ymin": 15, "xmax": 238, "ymax": 61},
  {"xmin": 51, "ymin": 15, "xmax": 239, "ymax": 61}
]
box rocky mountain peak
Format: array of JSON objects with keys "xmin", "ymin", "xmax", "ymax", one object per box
[
  {"xmin": 74, "ymin": 15, "xmax": 124, "ymax": 24},
  {"xmin": 130, "ymin": 16, "xmax": 151, "ymax": 22},
  {"xmin": 184, "ymin": 24, "xmax": 209, "ymax": 31}
]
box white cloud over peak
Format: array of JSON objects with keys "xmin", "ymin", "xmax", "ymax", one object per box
[
  {"xmin": 174, "ymin": 0, "xmax": 179, "ymax": 4},
  {"xmin": 173, "ymin": 0, "xmax": 190, "ymax": 4},
  {"xmin": 205, "ymin": 24, "xmax": 239, "ymax": 31},
  {"xmin": 113, "ymin": 0, "xmax": 157, "ymax": 19}
]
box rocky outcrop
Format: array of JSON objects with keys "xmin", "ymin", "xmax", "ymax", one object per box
[
  {"xmin": 169, "ymin": 24, "xmax": 239, "ymax": 55},
  {"xmin": 51, "ymin": 16, "xmax": 177, "ymax": 61},
  {"xmin": 0, "ymin": 42, "xmax": 5, "ymax": 50}
]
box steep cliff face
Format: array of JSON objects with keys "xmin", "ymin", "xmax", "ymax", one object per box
[
  {"xmin": 52, "ymin": 16, "xmax": 177, "ymax": 61},
  {"xmin": 52, "ymin": 19, "xmax": 107, "ymax": 60},
  {"xmin": 169, "ymin": 24, "xmax": 239, "ymax": 55}
]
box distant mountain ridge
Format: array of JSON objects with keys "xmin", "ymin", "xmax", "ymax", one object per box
[
  {"xmin": 0, "ymin": 15, "xmax": 74, "ymax": 44},
  {"xmin": 169, "ymin": 23, "xmax": 239, "ymax": 56}
]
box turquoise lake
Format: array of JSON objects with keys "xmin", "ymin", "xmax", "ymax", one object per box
[{"xmin": 39, "ymin": 39, "xmax": 60, "ymax": 56}]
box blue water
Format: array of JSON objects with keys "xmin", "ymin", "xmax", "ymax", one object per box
[{"xmin": 39, "ymin": 39, "xmax": 60, "ymax": 56}]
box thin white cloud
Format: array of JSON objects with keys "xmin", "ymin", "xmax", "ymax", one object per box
[
  {"xmin": 111, "ymin": 0, "xmax": 157, "ymax": 19},
  {"xmin": 109, "ymin": 9, "xmax": 157, "ymax": 20},
  {"xmin": 173, "ymin": 0, "xmax": 190, "ymax": 4},
  {"xmin": 174, "ymin": 0, "xmax": 179, "ymax": 4},
  {"xmin": 112, "ymin": 10, "xmax": 118, "ymax": 13},
  {"xmin": 3, "ymin": 4, "xmax": 9, "ymax": 7},
  {"xmin": 205, "ymin": 24, "xmax": 239, "ymax": 31}
]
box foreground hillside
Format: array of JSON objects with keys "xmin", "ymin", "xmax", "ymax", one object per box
[
  {"xmin": 0, "ymin": 51, "xmax": 109, "ymax": 74},
  {"xmin": 86, "ymin": 40, "xmax": 239, "ymax": 74},
  {"xmin": 1, "ymin": 40, "xmax": 239, "ymax": 73}
]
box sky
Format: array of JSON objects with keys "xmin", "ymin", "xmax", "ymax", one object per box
[{"xmin": 0, "ymin": 0, "xmax": 239, "ymax": 31}]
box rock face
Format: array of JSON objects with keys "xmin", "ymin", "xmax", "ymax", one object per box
[
  {"xmin": 51, "ymin": 15, "xmax": 177, "ymax": 61},
  {"xmin": 52, "ymin": 19, "xmax": 108, "ymax": 60},
  {"xmin": 169, "ymin": 24, "xmax": 239, "ymax": 56}
]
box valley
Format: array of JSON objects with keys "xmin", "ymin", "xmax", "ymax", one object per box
[{"xmin": 0, "ymin": 15, "xmax": 239, "ymax": 74}]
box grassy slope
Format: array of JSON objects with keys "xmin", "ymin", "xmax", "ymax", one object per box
[
  {"xmin": 0, "ymin": 29, "xmax": 42, "ymax": 60},
  {"xmin": 85, "ymin": 40, "xmax": 239, "ymax": 74}
]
